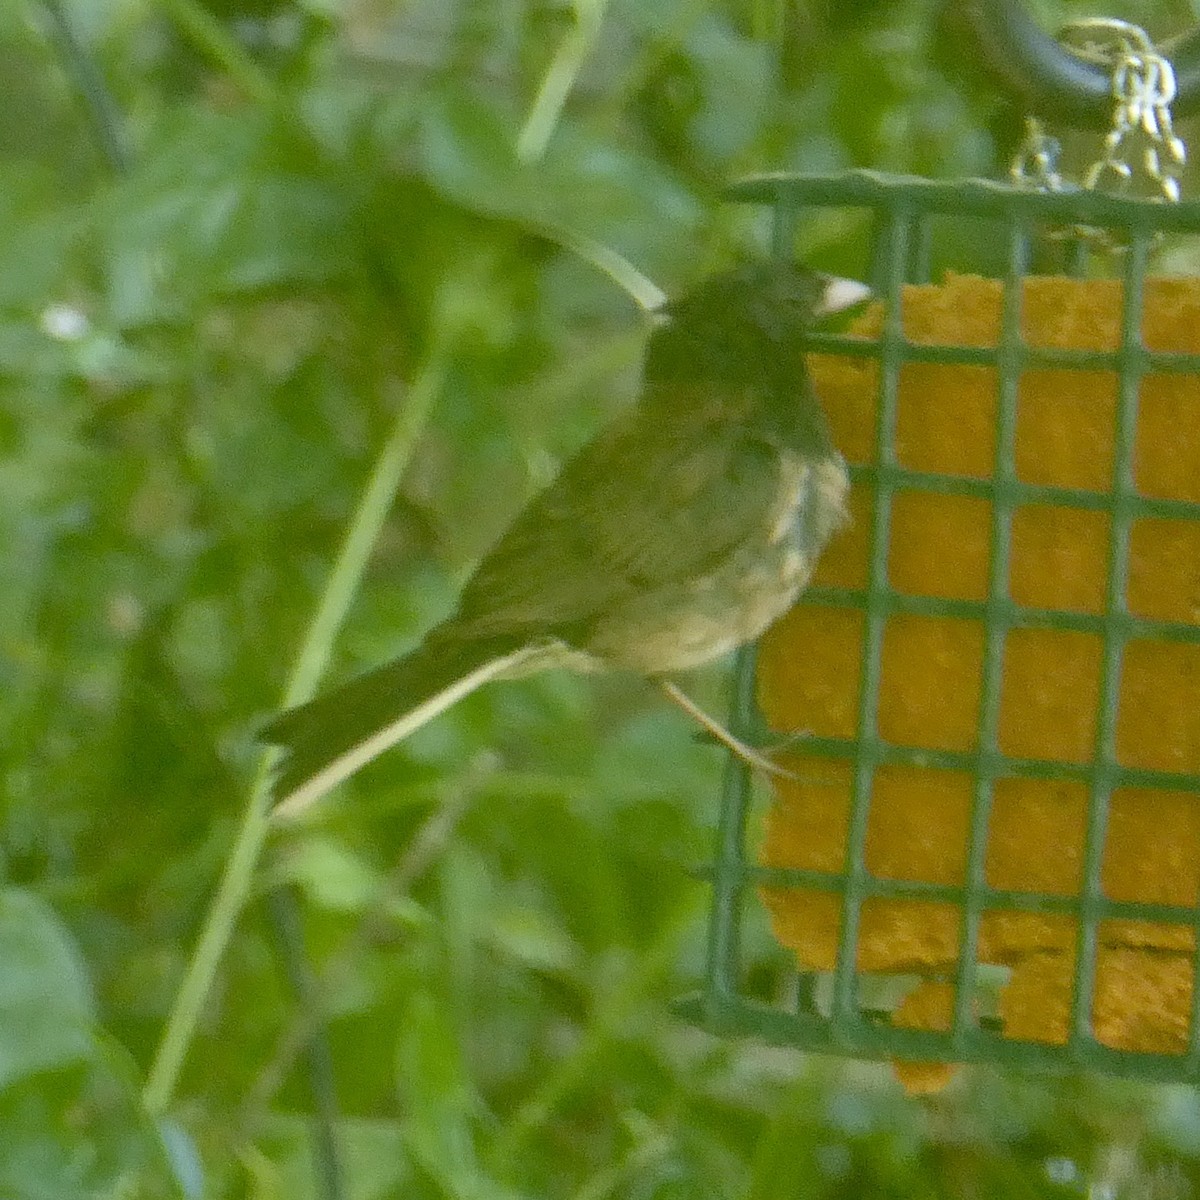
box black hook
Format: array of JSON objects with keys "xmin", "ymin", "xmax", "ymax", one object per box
[{"xmin": 964, "ymin": 0, "xmax": 1200, "ymax": 129}]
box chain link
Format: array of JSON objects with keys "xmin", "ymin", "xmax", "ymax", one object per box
[{"xmin": 1011, "ymin": 116, "xmax": 1065, "ymax": 192}]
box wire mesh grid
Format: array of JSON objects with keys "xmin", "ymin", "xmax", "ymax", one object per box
[{"xmin": 679, "ymin": 170, "xmax": 1200, "ymax": 1083}]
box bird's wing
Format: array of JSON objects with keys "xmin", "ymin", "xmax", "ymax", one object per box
[{"xmin": 449, "ymin": 384, "xmax": 786, "ymax": 641}]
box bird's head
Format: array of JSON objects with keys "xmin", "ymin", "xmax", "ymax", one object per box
[{"xmin": 648, "ymin": 262, "xmax": 869, "ymax": 381}]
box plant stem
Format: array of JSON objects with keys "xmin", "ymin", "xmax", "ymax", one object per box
[
  {"xmin": 41, "ymin": 0, "xmax": 130, "ymax": 174},
  {"xmin": 143, "ymin": 342, "xmax": 451, "ymax": 1117},
  {"xmin": 156, "ymin": 0, "xmax": 274, "ymax": 105},
  {"xmin": 516, "ymin": 0, "xmax": 608, "ymax": 163}
]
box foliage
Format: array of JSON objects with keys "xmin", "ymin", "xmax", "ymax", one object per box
[{"xmin": 4, "ymin": 0, "xmax": 1200, "ymax": 1196}]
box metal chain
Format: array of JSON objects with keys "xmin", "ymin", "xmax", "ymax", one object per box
[
  {"xmin": 1073, "ymin": 20, "xmax": 1187, "ymax": 202},
  {"xmin": 1009, "ymin": 19, "xmax": 1188, "ymax": 201},
  {"xmin": 1011, "ymin": 19, "xmax": 1187, "ymax": 249}
]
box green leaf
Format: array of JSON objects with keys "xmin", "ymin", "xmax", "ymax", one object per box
[
  {"xmin": 0, "ymin": 888, "xmax": 95, "ymax": 1088},
  {"xmin": 396, "ymin": 989, "xmax": 477, "ymax": 1188},
  {"xmin": 272, "ymin": 836, "xmax": 382, "ymax": 914},
  {"xmin": 0, "ymin": 892, "xmax": 174, "ymax": 1198}
]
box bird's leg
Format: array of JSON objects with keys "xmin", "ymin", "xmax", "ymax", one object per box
[{"xmin": 658, "ymin": 680, "xmax": 799, "ymax": 781}]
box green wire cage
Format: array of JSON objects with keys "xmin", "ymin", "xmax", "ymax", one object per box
[{"xmin": 680, "ymin": 168, "xmax": 1200, "ymax": 1087}]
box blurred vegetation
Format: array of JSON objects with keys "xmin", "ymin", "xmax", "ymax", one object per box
[{"xmin": 6, "ymin": 0, "xmax": 1200, "ymax": 1196}]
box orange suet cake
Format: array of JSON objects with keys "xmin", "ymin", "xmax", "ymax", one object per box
[{"xmin": 758, "ymin": 274, "xmax": 1200, "ymax": 1089}]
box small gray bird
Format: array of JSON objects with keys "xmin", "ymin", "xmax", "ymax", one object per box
[{"xmin": 265, "ymin": 262, "xmax": 866, "ymax": 815}]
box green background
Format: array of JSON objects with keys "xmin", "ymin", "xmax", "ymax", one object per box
[{"xmin": 5, "ymin": 0, "xmax": 1200, "ymax": 1195}]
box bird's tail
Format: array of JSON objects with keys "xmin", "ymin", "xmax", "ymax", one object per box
[{"xmin": 264, "ymin": 631, "xmax": 532, "ymax": 818}]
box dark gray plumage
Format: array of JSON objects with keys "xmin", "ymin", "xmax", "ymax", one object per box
[{"xmin": 265, "ymin": 263, "xmax": 863, "ymax": 815}]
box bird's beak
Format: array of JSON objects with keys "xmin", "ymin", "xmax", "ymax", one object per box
[{"xmin": 816, "ymin": 276, "xmax": 872, "ymax": 317}]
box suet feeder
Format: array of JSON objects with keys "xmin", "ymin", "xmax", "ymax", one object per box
[{"xmin": 680, "ymin": 4, "xmax": 1200, "ymax": 1091}]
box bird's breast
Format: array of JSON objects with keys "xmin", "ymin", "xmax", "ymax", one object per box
[{"xmin": 589, "ymin": 451, "xmax": 849, "ymax": 675}]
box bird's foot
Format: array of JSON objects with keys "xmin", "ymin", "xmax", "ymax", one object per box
[
  {"xmin": 657, "ymin": 682, "xmax": 839, "ymax": 785},
  {"xmin": 658, "ymin": 681, "xmax": 830, "ymax": 784}
]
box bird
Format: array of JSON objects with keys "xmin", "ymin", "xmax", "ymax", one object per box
[{"xmin": 265, "ymin": 261, "xmax": 868, "ymax": 817}]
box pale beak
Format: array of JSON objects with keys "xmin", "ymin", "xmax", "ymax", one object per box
[{"xmin": 817, "ymin": 276, "xmax": 872, "ymax": 317}]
